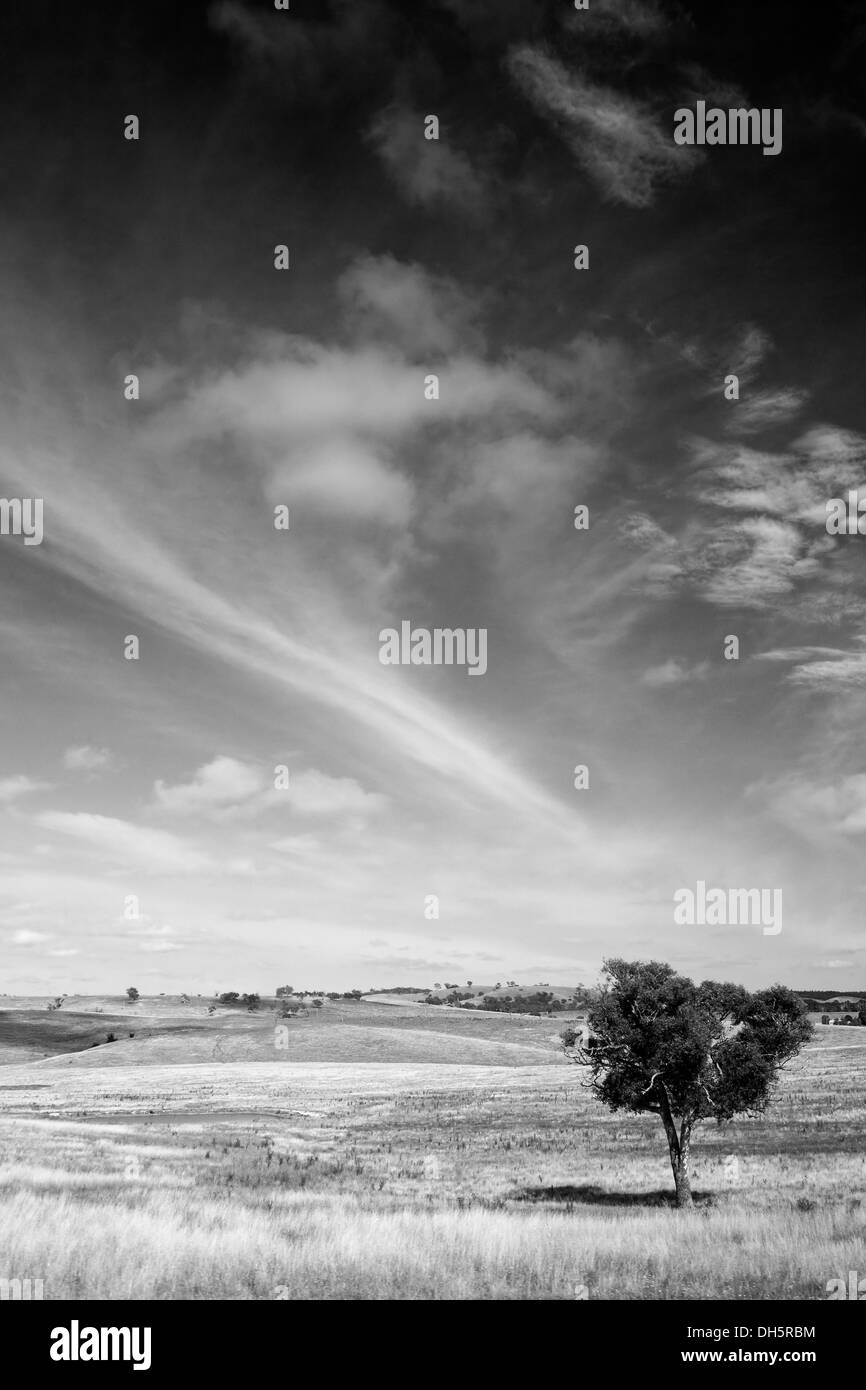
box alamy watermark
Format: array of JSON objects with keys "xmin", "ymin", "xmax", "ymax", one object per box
[
  {"xmin": 673, "ymin": 101, "xmax": 782, "ymax": 157},
  {"xmin": 674, "ymin": 881, "xmax": 782, "ymax": 935},
  {"xmin": 826, "ymin": 491, "xmax": 866, "ymax": 535},
  {"xmin": 50, "ymin": 1322, "xmax": 151, "ymax": 1370},
  {"xmin": 0, "ymin": 498, "xmax": 43, "ymax": 545},
  {"xmin": 0, "ymin": 1276, "xmax": 43, "ymax": 1300},
  {"xmin": 379, "ymin": 621, "xmax": 487, "ymax": 675},
  {"xmin": 826, "ymin": 1271, "xmax": 866, "ymax": 1300}
]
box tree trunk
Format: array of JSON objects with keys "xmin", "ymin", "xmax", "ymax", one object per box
[
  {"xmin": 676, "ymin": 1121, "xmax": 694, "ymax": 1208},
  {"xmin": 672, "ymin": 1155, "xmax": 693, "ymax": 1208},
  {"xmin": 657, "ymin": 1087, "xmax": 694, "ymax": 1209}
]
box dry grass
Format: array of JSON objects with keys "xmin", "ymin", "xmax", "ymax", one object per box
[
  {"xmin": 0, "ymin": 1185, "xmax": 862, "ymax": 1301},
  {"xmin": 0, "ymin": 1027, "xmax": 863, "ymax": 1299},
  {"xmin": 0, "ymin": 997, "xmax": 568, "ymax": 1067}
]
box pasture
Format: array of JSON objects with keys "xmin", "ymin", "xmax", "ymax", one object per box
[{"xmin": 0, "ymin": 998, "xmax": 863, "ymax": 1299}]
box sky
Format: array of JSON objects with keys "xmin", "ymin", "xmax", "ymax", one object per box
[{"xmin": 1, "ymin": 0, "xmax": 865, "ymax": 995}]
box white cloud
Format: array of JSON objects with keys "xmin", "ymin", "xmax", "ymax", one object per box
[
  {"xmin": 724, "ymin": 388, "xmax": 808, "ymax": 436},
  {"xmin": 154, "ymin": 756, "xmax": 264, "ymax": 814},
  {"xmin": 273, "ymin": 437, "xmax": 414, "ymax": 527},
  {"xmin": 287, "ymin": 769, "xmax": 387, "ymax": 818},
  {"xmin": 367, "ymin": 105, "xmax": 487, "ymax": 214},
  {"xmin": 155, "ymin": 757, "xmax": 386, "ymax": 826},
  {"xmin": 0, "ymin": 775, "xmax": 50, "ymax": 803},
  {"xmin": 730, "ymin": 324, "xmax": 773, "ymax": 378},
  {"xmin": 34, "ymin": 812, "xmax": 212, "ymax": 873},
  {"xmin": 337, "ymin": 254, "xmax": 484, "ymax": 357},
  {"xmin": 748, "ymin": 772, "xmax": 866, "ymax": 840},
  {"xmin": 641, "ymin": 659, "xmax": 709, "ymax": 688},
  {"xmin": 507, "ymin": 45, "xmax": 700, "ymax": 207},
  {"xmin": 565, "ymin": 0, "xmax": 668, "ymax": 39},
  {"xmin": 62, "ymin": 745, "xmax": 113, "ymax": 773},
  {"xmin": 10, "ymin": 929, "xmax": 50, "ymax": 945},
  {"xmin": 691, "ymin": 517, "xmax": 812, "ymax": 609}
]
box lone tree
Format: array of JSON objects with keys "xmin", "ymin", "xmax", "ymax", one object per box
[
  {"xmin": 126, "ymin": 987, "xmax": 139, "ymax": 1002},
  {"xmin": 562, "ymin": 959, "xmax": 812, "ymax": 1208}
]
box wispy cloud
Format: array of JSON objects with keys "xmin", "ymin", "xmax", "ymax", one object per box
[
  {"xmin": 33, "ymin": 812, "xmax": 212, "ymax": 874},
  {"xmin": 507, "ymin": 45, "xmax": 700, "ymax": 207},
  {"xmin": 367, "ymin": 105, "xmax": 488, "ymax": 214},
  {"xmin": 641, "ymin": 658, "xmax": 710, "ymax": 688},
  {"xmin": 154, "ymin": 757, "xmax": 387, "ymax": 824},
  {"xmin": 749, "ymin": 772, "xmax": 866, "ymax": 840},
  {"xmin": 0, "ymin": 775, "xmax": 51, "ymax": 804},
  {"xmin": 62, "ymin": 745, "xmax": 114, "ymax": 774},
  {"xmin": 10, "ymin": 928, "xmax": 51, "ymax": 945}
]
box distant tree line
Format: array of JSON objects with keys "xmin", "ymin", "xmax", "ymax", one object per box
[
  {"xmin": 797, "ymin": 990, "xmax": 866, "ymax": 1004},
  {"xmin": 799, "ymin": 994, "xmax": 866, "ymax": 1025},
  {"xmin": 368, "ymin": 986, "xmax": 429, "ymax": 994},
  {"xmin": 277, "ymin": 985, "xmax": 364, "ymax": 1001},
  {"xmin": 423, "ymin": 988, "xmax": 587, "ymax": 1015}
]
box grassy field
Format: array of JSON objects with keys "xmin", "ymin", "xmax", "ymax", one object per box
[{"xmin": 0, "ymin": 998, "xmax": 863, "ymax": 1299}]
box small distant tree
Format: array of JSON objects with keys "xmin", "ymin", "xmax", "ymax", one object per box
[
  {"xmin": 218, "ymin": 992, "xmax": 240, "ymax": 1005},
  {"xmin": 312, "ymin": 998, "xmax": 323, "ymax": 1010},
  {"xmin": 562, "ymin": 959, "xmax": 812, "ymax": 1209},
  {"xmin": 242, "ymin": 993, "xmax": 260, "ymax": 1012},
  {"xmin": 126, "ymin": 987, "xmax": 139, "ymax": 1002},
  {"xmin": 275, "ymin": 985, "xmax": 294, "ymax": 998}
]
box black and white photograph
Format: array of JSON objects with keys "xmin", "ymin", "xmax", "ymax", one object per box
[{"xmin": 0, "ymin": 0, "xmax": 864, "ymax": 1341}]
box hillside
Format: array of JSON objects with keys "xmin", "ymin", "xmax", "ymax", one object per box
[{"xmin": 0, "ymin": 997, "xmax": 569, "ymax": 1068}]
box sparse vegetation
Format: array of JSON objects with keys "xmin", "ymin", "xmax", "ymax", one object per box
[
  {"xmin": 0, "ymin": 1024, "xmax": 862, "ymax": 1299},
  {"xmin": 0, "ymin": 978, "xmax": 859, "ymax": 1299}
]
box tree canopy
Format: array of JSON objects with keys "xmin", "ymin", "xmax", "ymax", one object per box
[{"xmin": 562, "ymin": 959, "xmax": 812, "ymax": 1207}]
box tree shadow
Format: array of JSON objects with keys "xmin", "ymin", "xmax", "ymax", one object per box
[{"xmin": 512, "ymin": 1184, "xmax": 715, "ymax": 1208}]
